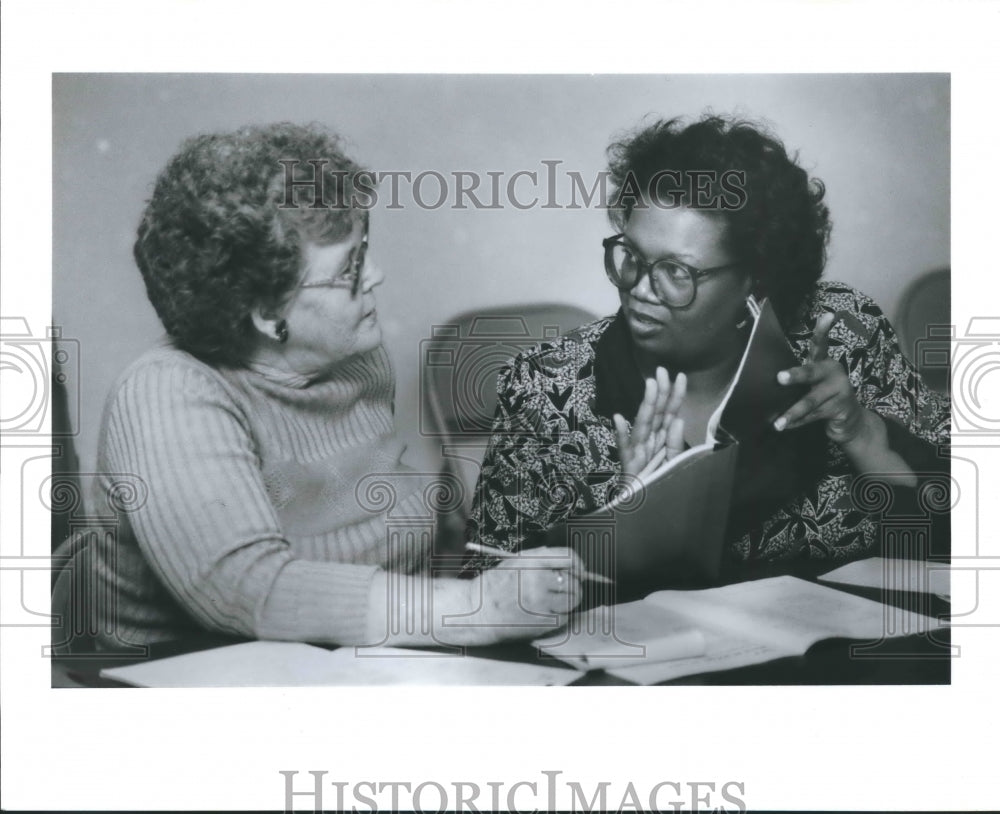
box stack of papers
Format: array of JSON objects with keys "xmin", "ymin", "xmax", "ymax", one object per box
[{"xmin": 537, "ymin": 574, "xmax": 947, "ymax": 685}]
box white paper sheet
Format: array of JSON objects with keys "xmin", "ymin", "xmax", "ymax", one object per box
[{"xmin": 99, "ymin": 642, "xmax": 584, "ymax": 687}]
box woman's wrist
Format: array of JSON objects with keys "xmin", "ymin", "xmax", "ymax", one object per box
[
  {"xmin": 838, "ymin": 408, "xmax": 884, "ymax": 453},
  {"xmin": 840, "ymin": 409, "xmax": 917, "ymax": 487},
  {"xmin": 364, "ymin": 570, "xmax": 479, "ymax": 647}
]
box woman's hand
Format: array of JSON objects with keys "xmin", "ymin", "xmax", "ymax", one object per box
[
  {"xmin": 773, "ymin": 312, "xmax": 916, "ymax": 486},
  {"xmin": 466, "ymin": 546, "xmax": 585, "ymax": 645},
  {"xmin": 773, "ymin": 312, "xmax": 867, "ymax": 444},
  {"xmin": 614, "ymin": 368, "xmax": 686, "ymax": 478},
  {"xmin": 365, "ymin": 547, "xmax": 585, "ymax": 648}
]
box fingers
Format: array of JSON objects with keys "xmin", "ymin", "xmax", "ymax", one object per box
[
  {"xmin": 664, "ymin": 371, "xmax": 686, "ymax": 421},
  {"xmin": 774, "ymin": 360, "xmax": 856, "ymax": 432},
  {"xmin": 520, "ymin": 565, "xmax": 583, "ymax": 615},
  {"xmin": 665, "ymin": 416, "xmax": 685, "ymax": 459},
  {"xmin": 650, "ymin": 367, "xmax": 671, "ymax": 434},
  {"xmin": 632, "ymin": 378, "xmax": 657, "ymax": 445},
  {"xmin": 615, "ymin": 369, "xmax": 688, "ymax": 477},
  {"xmin": 774, "ymin": 385, "xmax": 840, "ymax": 431},
  {"xmin": 809, "ymin": 311, "xmax": 836, "ymax": 363},
  {"xmin": 776, "ymin": 358, "xmax": 839, "ymax": 387},
  {"xmin": 638, "ymin": 416, "xmax": 684, "ymax": 475},
  {"xmin": 638, "ymin": 445, "xmax": 668, "ymax": 479}
]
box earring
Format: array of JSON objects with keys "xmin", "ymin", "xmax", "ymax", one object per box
[
  {"xmin": 736, "ymin": 293, "xmax": 760, "ymax": 330},
  {"xmin": 275, "ymin": 319, "xmax": 289, "ymax": 344}
]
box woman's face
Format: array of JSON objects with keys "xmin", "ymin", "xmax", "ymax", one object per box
[
  {"xmin": 618, "ymin": 203, "xmax": 751, "ymax": 371},
  {"xmin": 280, "ymin": 218, "xmax": 385, "ymax": 375}
]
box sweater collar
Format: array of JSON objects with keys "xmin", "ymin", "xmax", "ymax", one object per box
[{"xmin": 244, "ymin": 359, "xmax": 315, "ymax": 389}]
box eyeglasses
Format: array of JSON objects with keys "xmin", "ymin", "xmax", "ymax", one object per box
[
  {"xmin": 298, "ymin": 217, "xmax": 370, "ymax": 298},
  {"xmin": 602, "ymin": 233, "xmax": 743, "ymax": 308}
]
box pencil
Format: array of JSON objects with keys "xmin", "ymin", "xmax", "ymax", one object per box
[{"xmin": 465, "ymin": 542, "xmax": 614, "ymax": 585}]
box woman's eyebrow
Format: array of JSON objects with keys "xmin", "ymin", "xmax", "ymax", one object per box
[{"xmin": 622, "ymin": 237, "xmax": 697, "ymax": 263}]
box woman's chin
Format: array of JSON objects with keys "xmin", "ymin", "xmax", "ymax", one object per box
[{"xmin": 358, "ymin": 317, "xmax": 382, "ymax": 349}]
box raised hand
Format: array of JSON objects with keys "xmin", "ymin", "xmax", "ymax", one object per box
[
  {"xmin": 773, "ymin": 312, "xmax": 865, "ymax": 444},
  {"xmin": 614, "ymin": 367, "xmax": 686, "ymax": 478}
]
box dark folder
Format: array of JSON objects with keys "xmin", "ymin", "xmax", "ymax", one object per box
[{"xmin": 542, "ymin": 297, "xmax": 809, "ymax": 593}]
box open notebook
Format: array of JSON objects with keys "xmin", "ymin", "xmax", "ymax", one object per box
[
  {"xmin": 546, "ymin": 296, "xmax": 810, "ymax": 587},
  {"xmin": 535, "ymin": 576, "xmax": 946, "ymax": 683}
]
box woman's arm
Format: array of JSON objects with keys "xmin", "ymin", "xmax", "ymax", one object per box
[
  {"xmin": 775, "ymin": 312, "xmax": 920, "ymax": 487},
  {"xmin": 364, "ymin": 546, "xmax": 583, "ymax": 647},
  {"xmin": 734, "ymin": 286, "xmax": 950, "ymax": 559},
  {"xmin": 108, "ymin": 358, "xmax": 379, "ymax": 643},
  {"xmin": 467, "ymin": 351, "xmax": 617, "ymax": 558},
  {"xmin": 774, "ymin": 290, "xmax": 949, "ymax": 473},
  {"xmin": 109, "ymin": 356, "xmax": 582, "ymax": 646}
]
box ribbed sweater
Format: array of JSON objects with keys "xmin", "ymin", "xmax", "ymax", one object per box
[{"xmin": 77, "ymin": 344, "xmax": 428, "ymax": 649}]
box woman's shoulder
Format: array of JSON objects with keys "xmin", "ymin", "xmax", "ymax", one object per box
[
  {"xmin": 806, "ymin": 280, "xmax": 886, "ymax": 317},
  {"xmin": 502, "ymin": 314, "xmax": 617, "ymax": 382},
  {"xmin": 105, "ymin": 345, "xmax": 240, "ymax": 415},
  {"xmin": 517, "ymin": 314, "xmax": 617, "ymax": 363},
  {"xmin": 788, "ymin": 281, "xmax": 893, "ymax": 347}
]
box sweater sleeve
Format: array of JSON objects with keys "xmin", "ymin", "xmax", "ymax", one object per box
[{"xmin": 103, "ymin": 357, "xmax": 380, "ymax": 644}]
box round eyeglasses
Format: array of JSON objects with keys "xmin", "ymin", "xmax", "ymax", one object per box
[{"xmin": 602, "ymin": 233, "xmax": 743, "ymax": 308}]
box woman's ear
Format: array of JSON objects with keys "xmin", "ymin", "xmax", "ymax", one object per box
[{"xmin": 251, "ymin": 306, "xmax": 287, "ymax": 343}]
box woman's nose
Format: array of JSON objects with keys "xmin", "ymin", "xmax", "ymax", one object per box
[
  {"xmin": 628, "ymin": 266, "xmax": 658, "ymax": 302},
  {"xmin": 360, "ymin": 256, "xmax": 385, "ymax": 292}
]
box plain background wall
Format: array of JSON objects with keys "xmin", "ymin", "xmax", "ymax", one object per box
[{"xmin": 53, "ymin": 73, "xmax": 949, "ymax": 476}]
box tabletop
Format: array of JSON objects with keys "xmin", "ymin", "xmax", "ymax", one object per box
[{"xmin": 51, "ymin": 558, "xmax": 951, "ymax": 688}]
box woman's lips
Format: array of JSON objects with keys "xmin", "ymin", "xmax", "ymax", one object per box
[{"xmin": 626, "ymin": 307, "xmax": 665, "ymax": 336}]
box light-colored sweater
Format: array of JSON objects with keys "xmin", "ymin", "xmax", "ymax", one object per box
[{"xmin": 76, "ymin": 344, "xmax": 429, "ymax": 650}]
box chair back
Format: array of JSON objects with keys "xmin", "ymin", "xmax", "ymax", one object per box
[
  {"xmin": 894, "ymin": 268, "xmax": 951, "ymax": 394},
  {"xmin": 421, "ymin": 303, "xmax": 598, "ymax": 549}
]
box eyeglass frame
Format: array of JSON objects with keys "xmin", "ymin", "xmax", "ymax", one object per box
[
  {"xmin": 295, "ymin": 212, "xmax": 371, "ymax": 299},
  {"xmin": 602, "ymin": 233, "xmax": 744, "ymax": 308}
]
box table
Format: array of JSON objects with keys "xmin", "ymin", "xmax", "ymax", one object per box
[{"xmin": 51, "ymin": 559, "xmax": 951, "ymax": 687}]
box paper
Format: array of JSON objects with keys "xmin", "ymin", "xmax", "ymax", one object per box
[
  {"xmin": 818, "ymin": 557, "xmax": 951, "ymax": 601},
  {"xmin": 597, "ymin": 576, "xmax": 946, "ymax": 684},
  {"xmin": 607, "ymin": 628, "xmax": 788, "ymax": 684},
  {"xmin": 99, "ymin": 642, "xmax": 585, "ymax": 687},
  {"xmin": 533, "ymin": 601, "xmax": 706, "ymax": 670}
]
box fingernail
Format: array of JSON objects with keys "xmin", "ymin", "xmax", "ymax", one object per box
[
  {"xmin": 774, "ymin": 416, "xmax": 787, "ymax": 431},
  {"xmin": 777, "ymin": 371, "xmax": 790, "ymax": 385}
]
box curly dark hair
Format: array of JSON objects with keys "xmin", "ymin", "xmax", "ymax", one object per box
[
  {"xmin": 134, "ymin": 122, "xmax": 367, "ymax": 366},
  {"xmin": 607, "ymin": 114, "xmax": 832, "ymax": 326}
]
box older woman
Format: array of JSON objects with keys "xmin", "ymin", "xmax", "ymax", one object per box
[
  {"xmin": 468, "ymin": 115, "xmax": 949, "ymax": 569},
  {"xmin": 55, "ymin": 122, "xmax": 582, "ymax": 652}
]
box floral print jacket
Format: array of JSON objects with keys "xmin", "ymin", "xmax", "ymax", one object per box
[{"xmin": 467, "ymin": 282, "xmax": 950, "ymax": 563}]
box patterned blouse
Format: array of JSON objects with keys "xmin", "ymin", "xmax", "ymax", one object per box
[{"xmin": 467, "ymin": 281, "xmax": 950, "ymax": 564}]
